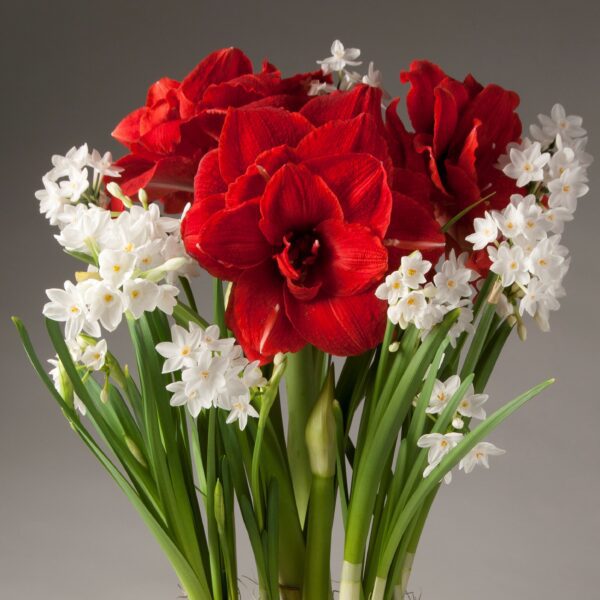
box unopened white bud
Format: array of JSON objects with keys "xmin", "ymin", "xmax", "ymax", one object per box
[
  {"xmin": 274, "ymin": 352, "xmax": 285, "ymax": 366},
  {"xmin": 106, "ymin": 182, "xmax": 133, "ymax": 208},
  {"xmin": 388, "ymin": 341, "xmax": 400, "ymax": 353}
]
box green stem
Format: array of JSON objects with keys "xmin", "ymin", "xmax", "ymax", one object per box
[{"xmin": 302, "ymin": 476, "xmax": 335, "ymax": 599}]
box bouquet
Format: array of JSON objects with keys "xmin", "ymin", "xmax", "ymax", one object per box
[{"xmin": 14, "ymin": 40, "xmax": 591, "ymax": 599}]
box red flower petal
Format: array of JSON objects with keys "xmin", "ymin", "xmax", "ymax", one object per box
[
  {"xmin": 259, "ymin": 163, "xmax": 343, "ymax": 245},
  {"xmin": 284, "ymin": 289, "xmax": 386, "ymax": 356},
  {"xmin": 146, "ymin": 77, "xmax": 180, "ymax": 105},
  {"xmin": 315, "ymin": 219, "xmax": 388, "ymax": 296},
  {"xmin": 199, "ymin": 199, "xmax": 272, "ymax": 271},
  {"xmin": 194, "ymin": 149, "xmax": 227, "ymax": 202},
  {"xmin": 400, "ymin": 60, "xmax": 447, "ymax": 133},
  {"xmin": 385, "ymin": 192, "xmax": 445, "ymax": 267},
  {"xmin": 300, "ymin": 84, "xmax": 384, "ymax": 128},
  {"xmin": 179, "ymin": 48, "xmax": 253, "ymax": 118},
  {"xmin": 453, "ymin": 84, "xmax": 521, "ymax": 164},
  {"xmin": 219, "ymin": 107, "xmax": 313, "ymax": 183},
  {"xmin": 112, "ymin": 107, "xmax": 145, "ymax": 148},
  {"xmin": 226, "ymin": 145, "xmax": 298, "ymax": 207},
  {"xmin": 182, "ymin": 193, "xmax": 243, "ymax": 280},
  {"xmin": 296, "ymin": 113, "xmax": 391, "ymax": 168},
  {"xmin": 304, "ymin": 154, "xmax": 392, "ymax": 237},
  {"xmin": 110, "ymin": 154, "xmax": 196, "ymax": 212},
  {"xmin": 385, "ymin": 99, "xmax": 425, "ymax": 172},
  {"xmin": 227, "ymin": 263, "xmax": 305, "ymax": 363},
  {"xmin": 432, "ymin": 79, "xmax": 469, "ymax": 157},
  {"xmin": 201, "ymin": 72, "xmax": 281, "ymax": 109}
]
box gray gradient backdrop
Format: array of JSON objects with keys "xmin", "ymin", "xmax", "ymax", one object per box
[{"xmin": 1, "ymin": 1, "xmax": 599, "ymax": 598}]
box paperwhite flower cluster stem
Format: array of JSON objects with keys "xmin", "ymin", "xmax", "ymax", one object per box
[
  {"xmin": 38, "ymin": 146, "xmax": 198, "ymax": 341},
  {"xmin": 376, "ymin": 250, "xmax": 477, "ymax": 344},
  {"xmin": 158, "ymin": 323, "xmax": 265, "ymax": 429}
]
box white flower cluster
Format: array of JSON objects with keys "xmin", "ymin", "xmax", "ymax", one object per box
[
  {"xmin": 311, "ymin": 39, "xmax": 388, "ymax": 96},
  {"xmin": 39, "ymin": 145, "xmax": 197, "ymax": 340},
  {"xmin": 375, "ymin": 250, "xmax": 477, "ymax": 344},
  {"xmin": 417, "ymin": 374, "xmax": 503, "ymax": 484},
  {"xmin": 35, "ymin": 144, "xmax": 121, "ymax": 226},
  {"xmin": 157, "ymin": 323, "xmax": 266, "ymax": 429},
  {"xmin": 472, "ymin": 104, "xmax": 591, "ymax": 331}
]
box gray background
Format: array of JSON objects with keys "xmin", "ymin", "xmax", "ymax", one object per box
[{"xmin": 1, "ymin": 0, "xmax": 599, "ymax": 598}]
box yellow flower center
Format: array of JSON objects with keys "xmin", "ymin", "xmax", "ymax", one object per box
[
  {"xmin": 103, "ymin": 294, "xmax": 113, "ymax": 303},
  {"xmin": 112, "ymin": 265, "xmax": 121, "ymax": 272},
  {"xmin": 510, "ymin": 261, "xmax": 518, "ymax": 270},
  {"xmin": 407, "ymin": 268, "xmax": 417, "ymax": 277},
  {"xmin": 131, "ymin": 290, "xmax": 140, "ymax": 299},
  {"xmin": 181, "ymin": 346, "xmax": 191, "ymax": 356}
]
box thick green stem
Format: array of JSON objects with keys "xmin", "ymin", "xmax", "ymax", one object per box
[
  {"xmin": 285, "ymin": 346, "xmax": 318, "ymax": 525},
  {"xmin": 303, "ymin": 476, "xmax": 335, "ymax": 599}
]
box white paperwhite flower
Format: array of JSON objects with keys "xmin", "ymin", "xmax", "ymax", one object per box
[
  {"xmin": 123, "ymin": 278, "xmax": 160, "ymax": 318},
  {"xmin": 426, "ymin": 375, "xmax": 461, "ymax": 415},
  {"xmin": 48, "ymin": 145, "xmax": 89, "ymax": 180},
  {"xmin": 317, "ymin": 39, "xmax": 362, "ymax": 74},
  {"xmin": 58, "ymin": 167, "xmax": 89, "ymax": 202},
  {"xmin": 43, "ymin": 281, "xmax": 96, "ymax": 340},
  {"xmin": 80, "ymin": 339, "xmax": 107, "ymax": 371},
  {"xmin": 166, "ymin": 380, "xmax": 211, "ymax": 419},
  {"xmin": 340, "ymin": 69, "xmax": 362, "ymax": 91},
  {"xmin": 548, "ymin": 167, "xmax": 589, "ymax": 211},
  {"xmin": 225, "ymin": 396, "xmax": 259, "ymax": 431},
  {"xmin": 182, "ymin": 351, "xmax": 229, "ymax": 411},
  {"xmin": 459, "ymin": 442, "xmax": 505, "ymax": 474},
  {"xmin": 456, "ymin": 386, "xmax": 488, "ymax": 420},
  {"xmin": 307, "ymin": 80, "xmax": 337, "ymax": 96},
  {"xmin": 375, "ymin": 271, "xmax": 407, "ymax": 304},
  {"xmin": 432, "ymin": 251, "xmax": 475, "ymax": 306},
  {"xmin": 519, "ymin": 277, "xmax": 560, "ymax": 318},
  {"xmin": 156, "ymin": 323, "xmax": 203, "ymax": 373},
  {"xmin": 98, "ymin": 249, "xmax": 137, "ymax": 287},
  {"xmin": 362, "ymin": 62, "xmax": 383, "ymax": 88},
  {"xmin": 418, "ymin": 432, "xmax": 464, "ymax": 483},
  {"xmin": 85, "ymin": 281, "xmax": 124, "ymax": 332},
  {"xmin": 527, "ymin": 236, "xmax": 566, "ymax": 282},
  {"xmin": 87, "ymin": 149, "xmax": 123, "ymax": 178},
  {"xmin": 547, "ymin": 141, "xmax": 577, "ymax": 180},
  {"xmin": 488, "ymin": 242, "xmax": 530, "ymax": 287},
  {"xmin": 387, "ymin": 290, "xmax": 428, "ymax": 329},
  {"xmin": 399, "ymin": 252, "xmax": 432, "ymax": 289},
  {"xmin": 36, "ymin": 177, "xmax": 72, "ymax": 225},
  {"xmin": 199, "ymin": 325, "xmax": 235, "ymax": 353},
  {"xmin": 241, "ymin": 361, "xmax": 267, "ymax": 388},
  {"xmin": 48, "ymin": 358, "xmax": 87, "ymax": 415},
  {"xmin": 493, "ymin": 203, "xmax": 523, "ymax": 239},
  {"xmin": 465, "ymin": 211, "xmax": 498, "ymax": 250},
  {"xmin": 530, "ymin": 103, "xmax": 586, "ymax": 144},
  {"xmin": 55, "ymin": 205, "xmax": 114, "ymax": 252},
  {"xmin": 156, "ymin": 284, "xmax": 179, "ymax": 314},
  {"xmin": 502, "ymin": 141, "xmax": 549, "ymax": 187},
  {"xmin": 513, "ymin": 197, "xmax": 547, "ymax": 242},
  {"xmin": 448, "ymin": 305, "xmax": 474, "ymax": 346},
  {"xmin": 541, "ymin": 207, "xmax": 573, "ymax": 234}
]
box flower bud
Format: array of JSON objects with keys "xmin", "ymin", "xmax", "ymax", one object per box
[
  {"xmin": 138, "ymin": 188, "xmax": 149, "ymax": 210},
  {"xmin": 75, "ymin": 271, "xmax": 101, "ymax": 283},
  {"xmin": 142, "ymin": 257, "xmax": 187, "ymax": 282},
  {"xmin": 125, "ymin": 436, "xmax": 147, "ymax": 467},
  {"xmin": 214, "ymin": 480, "xmax": 226, "ymax": 536},
  {"xmin": 305, "ymin": 367, "xmax": 337, "ymax": 478},
  {"xmin": 106, "ymin": 182, "xmax": 133, "ymax": 208},
  {"xmin": 518, "ymin": 322, "xmax": 528, "ymax": 341},
  {"xmin": 388, "ymin": 341, "xmax": 400, "ymax": 353},
  {"xmin": 274, "ymin": 352, "xmax": 286, "ymax": 366}
]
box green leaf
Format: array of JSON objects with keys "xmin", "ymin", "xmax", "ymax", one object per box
[
  {"xmin": 12, "ymin": 318, "xmax": 210, "ymax": 600},
  {"xmin": 441, "ymin": 191, "xmax": 496, "ymax": 233}
]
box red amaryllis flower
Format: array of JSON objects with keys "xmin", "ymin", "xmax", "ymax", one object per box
[
  {"xmin": 390, "ymin": 61, "xmax": 522, "ymax": 231},
  {"xmin": 182, "ymin": 85, "xmax": 443, "ymax": 362},
  {"xmin": 111, "ymin": 48, "xmax": 325, "ymax": 213}
]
